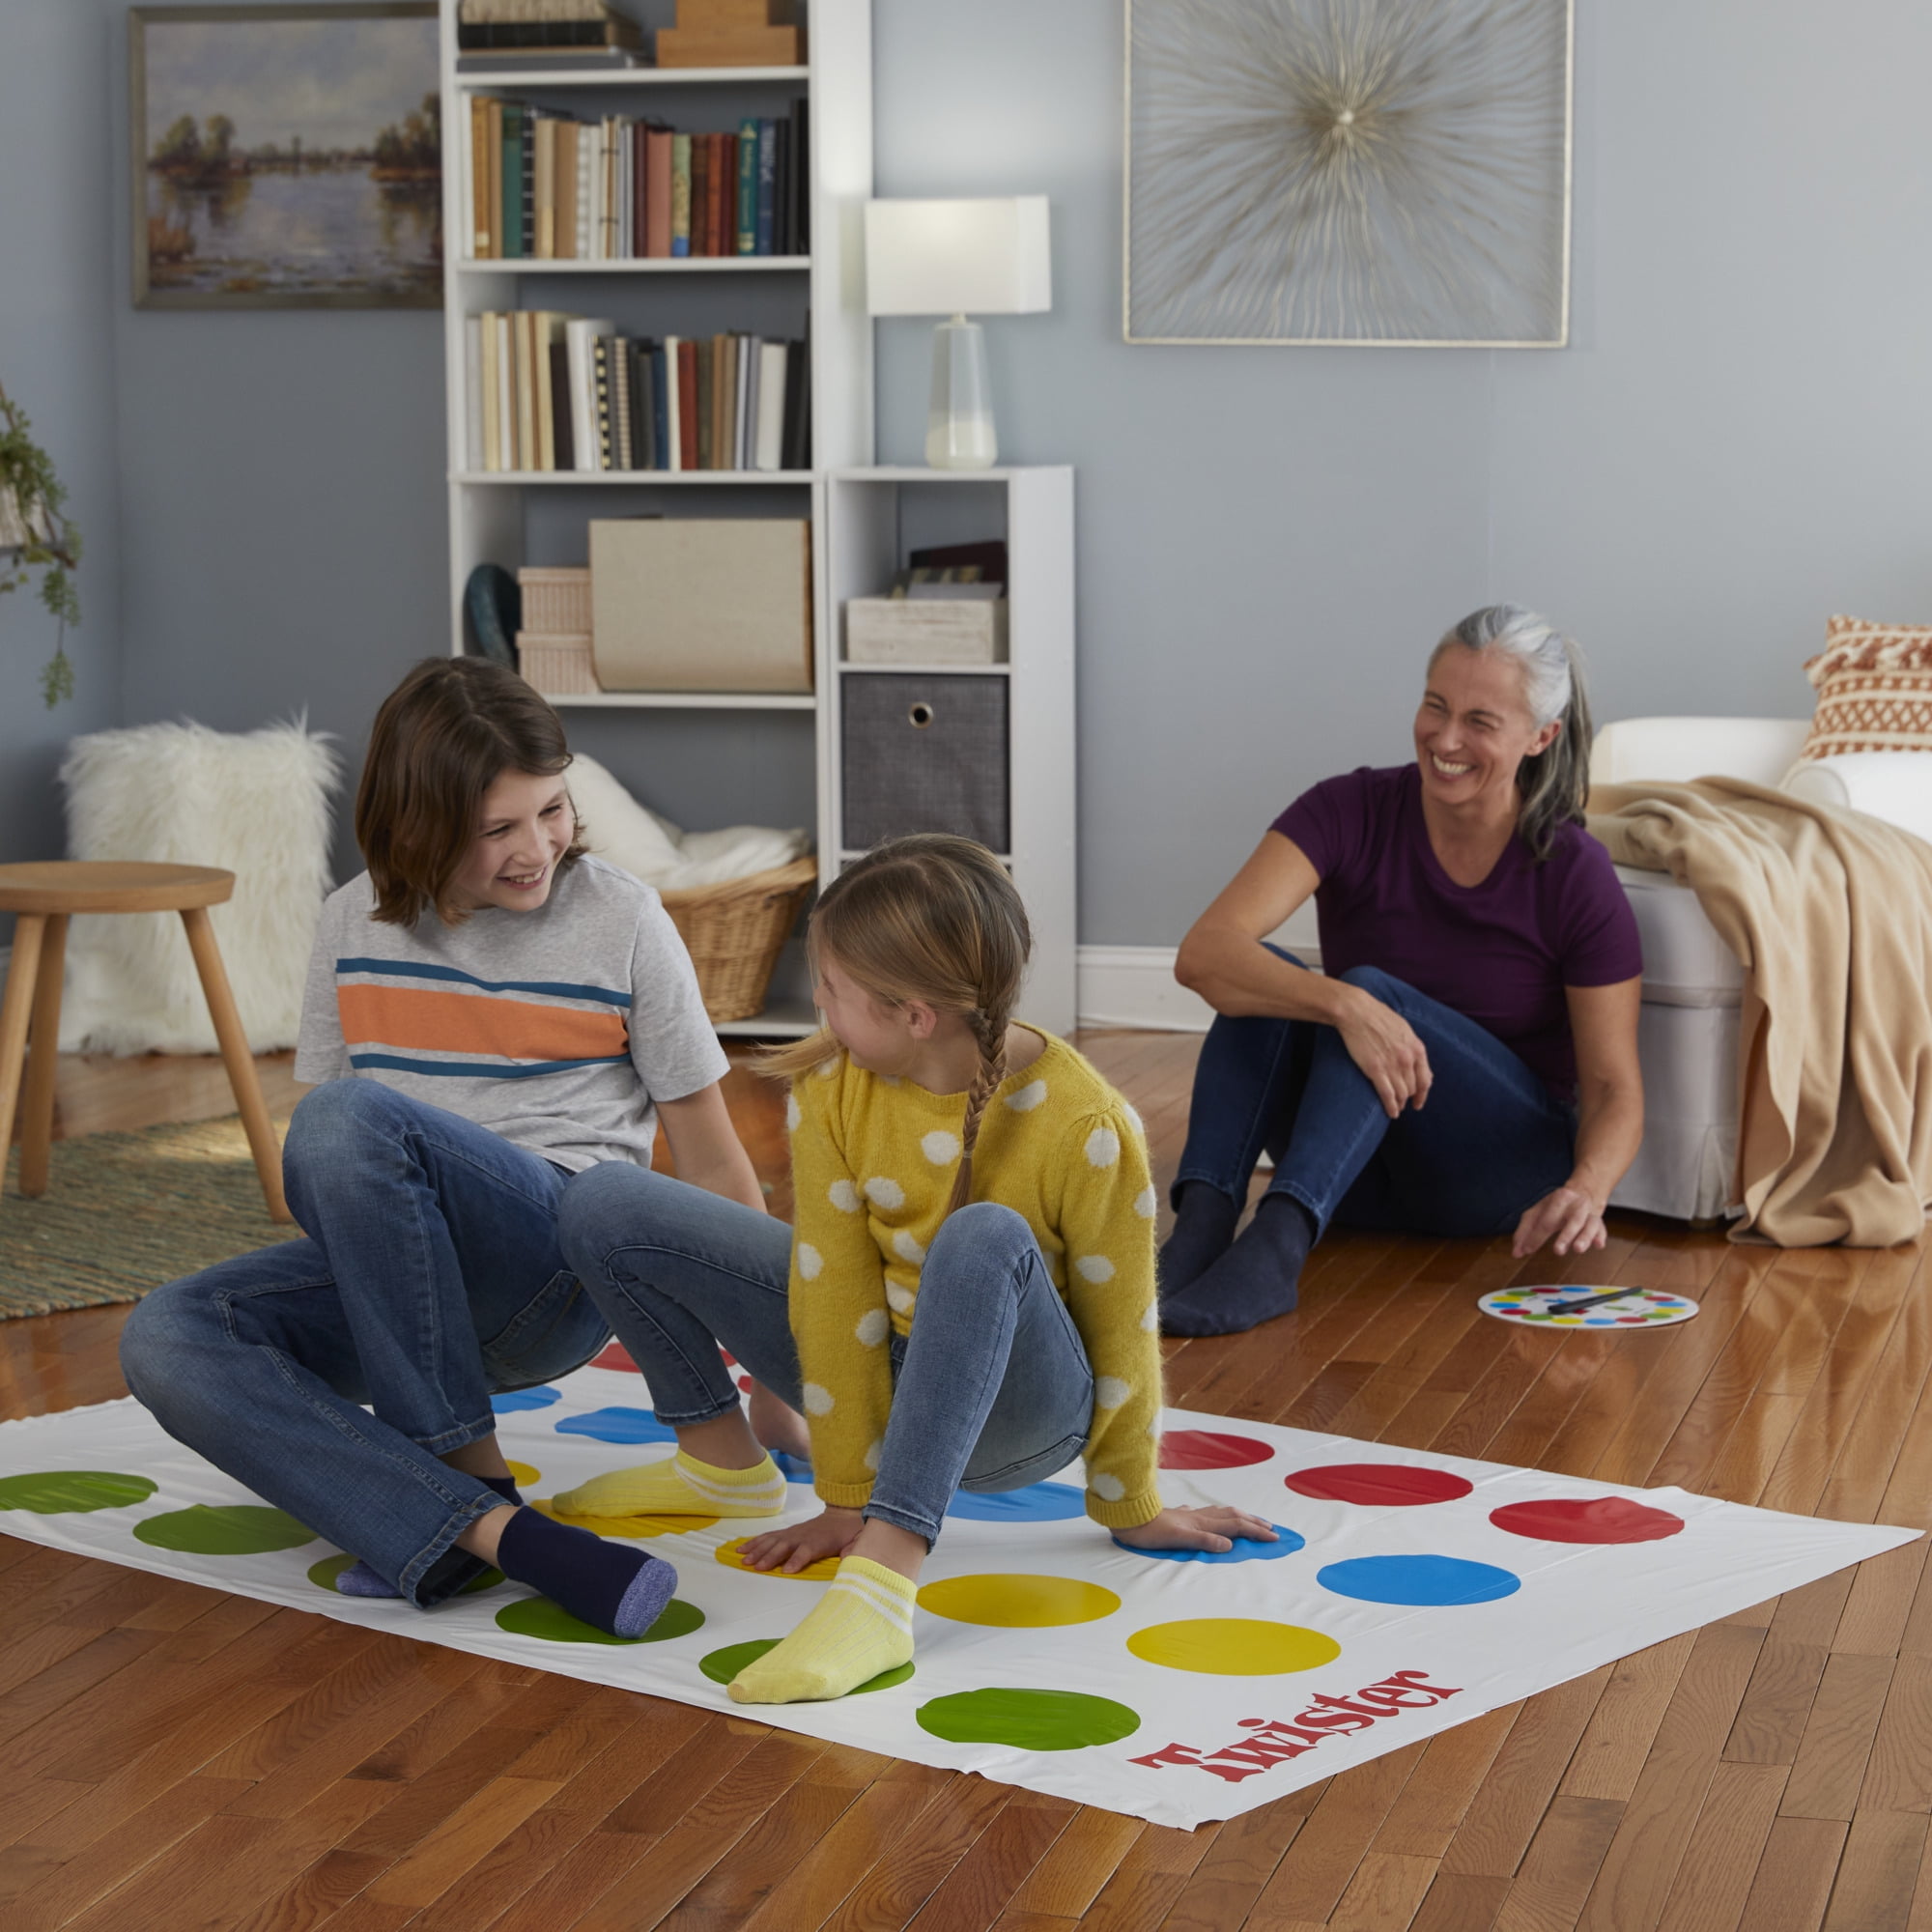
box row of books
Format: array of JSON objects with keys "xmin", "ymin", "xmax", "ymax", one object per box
[
  {"xmin": 467, "ymin": 100, "xmax": 809, "ymax": 261},
  {"xmin": 466, "ymin": 313, "xmax": 812, "ymax": 474}
]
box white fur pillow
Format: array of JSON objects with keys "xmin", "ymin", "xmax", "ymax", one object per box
[{"xmin": 567, "ymin": 752, "xmax": 809, "ymax": 892}]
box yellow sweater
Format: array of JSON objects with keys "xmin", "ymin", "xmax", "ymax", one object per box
[{"xmin": 786, "ymin": 1029, "xmax": 1164, "ymax": 1530}]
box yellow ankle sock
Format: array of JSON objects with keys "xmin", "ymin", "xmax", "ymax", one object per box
[
  {"xmin": 553, "ymin": 1449, "xmax": 786, "ymax": 1520},
  {"xmin": 727, "ymin": 1556, "xmax": 916, "ymax": 1704}
]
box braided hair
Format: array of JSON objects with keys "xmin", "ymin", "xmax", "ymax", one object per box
[{"xmin": 762, "ymin": 835, "xmax": 1032, "ymax": 1220}]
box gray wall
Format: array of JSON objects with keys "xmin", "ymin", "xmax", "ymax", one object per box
[
  {"xmin": 1, "ymin": 1, "xmax": 125, "ymax": 905},
  {"xmin": 15, "ymin": 1, "xmax": 1932, "ymax": 948},
  {"xmin": 872, "ymin": 0, "xmax": 1932, "ymax": 942}
]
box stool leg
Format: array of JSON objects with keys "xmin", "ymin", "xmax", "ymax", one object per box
[
  {"xmin": 0, "ymin": 916, "xmax": 46, "ymax": 1203},
  {"xmin": 18, "ymin": 913, "xmax": 69, "ymax": 1196},
  {"xmin": 180, "ymin": 906, "xmax": 291, "ymax": 1224}
]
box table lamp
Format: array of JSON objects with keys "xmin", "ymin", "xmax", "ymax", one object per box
[{"xmin": 864, "ymin": 197, "xmax": 1052, "ymax": 470}]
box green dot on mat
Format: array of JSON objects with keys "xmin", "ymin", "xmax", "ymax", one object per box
[
  {"xmin": 305, "ymin": 1554, "xmax": 504, "ymax": 1596},
  {"xmin": 0, "ymin": 1470, "xmax": 157, "ymax": 1515},
  {"xmin": 133, "ymin": 1504, "xmax": 316, "ymax": 1555},
  {"xmin": 697, "ymin": 1639, "xmax": 914, "ymax": 1694},
  {"xmin": 916, "ymin": 1687, "xmax": 1141, "ymax": 1752},
  {"xmin": 495, "ymin": 1595, "xmax": 705, "ymax": 1646}
]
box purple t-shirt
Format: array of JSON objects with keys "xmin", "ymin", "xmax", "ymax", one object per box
[{"xmin": 1272, "ymin": 764, "xmax": 1641, "ymax": 1098}]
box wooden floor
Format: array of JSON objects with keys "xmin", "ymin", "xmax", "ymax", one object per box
[{"xmin": 2, "ymin": 1038, "xmax": 1929, "ymax": 1931}]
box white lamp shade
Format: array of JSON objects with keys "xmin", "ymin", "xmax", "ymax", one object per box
[{"xmin": 864, "ymin": 197, "xmax": 1052, "ymax": 317}]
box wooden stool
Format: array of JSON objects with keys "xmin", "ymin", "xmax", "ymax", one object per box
[{"xmin": 0, "ymin": 862, "xmax": 291, "ymax": 1223}]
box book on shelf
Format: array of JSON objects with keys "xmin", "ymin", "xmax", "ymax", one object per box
[
  {"xmin": 456, "ymin": 0, "xmax": 649, "ymax": 54},
  {"xmin": 469, "ymin": 311, "xmax": 810, "ymax": 472},
  {"xmin": 467, "ymin": 99, "xmax": 807, "ymax": 261}
]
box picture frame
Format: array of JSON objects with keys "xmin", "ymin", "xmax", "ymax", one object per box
[
  {"xmin": 130, "ymin": 3, "xmax": 442, "ymax": 310},
  {"xmin": 1123, "ymin": 0, "xmax": 1574, "ymax": 349}
]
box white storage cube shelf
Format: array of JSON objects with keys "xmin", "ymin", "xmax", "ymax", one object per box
[{"xmin": 439, "ymin": 2, "xmax": 1074, "ymax": 1035}]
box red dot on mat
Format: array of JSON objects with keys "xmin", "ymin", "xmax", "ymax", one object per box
[
  {"xmin": 1490, "ymin": 1497, "xmax": 1685, "ymax": 1544},
  {"xmin": 1616, "ymin": 1316, "xmax": 1647, "ymax": 1324},
  {"xmin": 591, "ymin": 1343, "xmax": 639, "ymax": 1373},
  {"xmin": 722, "ymin": 1351, "xmax": 738, "ymax": 1367},
  {"xmin": 1283, "ymin": 1463, "xmax": 1473, "ymax": 1506},
  {"xmin": 736, "ymin": 1375, "xmax": 753, "ymax": 1393},
  {"xmin": 1158, "ymin": 1430, "xmax": 1273, "ymax": 1471}
]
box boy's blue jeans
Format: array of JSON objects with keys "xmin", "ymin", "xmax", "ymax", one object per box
[
  {"xmin": 558, "ymin": 1162, "xmax": 1095, "ymax": 1548},
  {"xmin": 1173, "ymin": 951, "xmax": 1577, "ymax": 1238},
  {"xmin": 120, "ymin": 1079, "xmax": 611, "ymax": 1606}
]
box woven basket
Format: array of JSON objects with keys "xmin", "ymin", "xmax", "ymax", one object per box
[{"xmin": 660, "ymin": 854, "xmax": 818, "ymax": 1025}]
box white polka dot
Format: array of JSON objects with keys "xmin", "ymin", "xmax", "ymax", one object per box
[
  {"xmin": 1091, "ymin": 1472, "xmax": 1125, "ymax": 1502},
  {"xmin": 1133, "ymin": 1185, "xmax": 1157, "ymax": 1220},
  {"xmin": 892, "ymin": 1230, "xmax": 926, "ymax": 1264},
  {"xmin": 855, "ymin": 1309, "xmax": 889, "ymax": 1348},
  {"xmin": 886, "ymin": 1282, "xmax": 917, "ymax": 1315},
  {"xmin": 1005, "ymin": 1079, "xmax": 1048, "ymax": 1113},
  {"xmin": 802, "ymin": 1382, "xmax": 835, "ymax": 1415},
  {"xmin": 784, "ymin": 1093, "xmax": 802, "ymax": 1131},
  {"xmin": 1094, "ymin": 1376, "xmax": 1130, "ymax": 1410},
  {"xmin": 1086, "ymin": 1127, "xmax": 1121, "ymax": 1169},
  {"xmin": 865, "ymin": 1177, "xmax": 904, "ymax": 1210},
  {"xmin": 864, "ymin": 1438, "xmax": 882, "ymax": 1471},
  {"xmin": 921, "ymin": 1129, "xmax": 961, "ymax": 1165},
  {"xmin": 796, "ymin": 1243, "xmax": 822, "ymax": 1281},
  {"xmin": 1140, "ymin": 1301, "xmax": 1159, "ymax": 1332},
  {"xmin": 829, "ymin": 1179, "xmax": 860, "ymax": 1213},
  {"xmin": 813, "ymin": 1058, "xmax": 838, "ymax": 1078},
  {"xmin": 1074, "ymin": 1254, "xmax": 1115, "ymax": 1283},
  {"xmin": 1147, "ymin": 1416, "xmax": 1162, "ymax": 1438},
  {"xmin": 1122, "ymin": 1103, "xmax": 1146, "ymax": 1138}
]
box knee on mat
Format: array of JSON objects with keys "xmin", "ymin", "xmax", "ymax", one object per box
[
  {"xmin": 555, "ymin": 1158, "xmax": 668, "ymax": 1272},
  {"xmin": 284, "ymin": 1077, "xmax": 408, "ymax": 1168},
  {"xmin": 119, "ymin": 1281, "xmax": 220, "ymax": 1422}
]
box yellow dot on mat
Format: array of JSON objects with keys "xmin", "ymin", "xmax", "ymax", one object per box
[
  {"xmin": 506, "ymin": 1462, "xmax": 540, "ymax": 1488},
  {"xmin": 917, "ymin": 1574, "xmax": 1122, "ymax": 1629},
  {"xmin": 531, "ymin": 1497, "xmax": 718, "ymax": 1539},
  {"xmin": 1126, "ymin": 1618, "xmax": 1341, "ymax": 1676},
  {"xmin": 715, "ymin": 1537, "xmax": 841, "ymax": 1582}
]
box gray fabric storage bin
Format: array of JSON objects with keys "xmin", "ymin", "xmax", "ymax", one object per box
[{"xmin": 840, "ymin": 673, "xmax": 1010, "ymax": 852}]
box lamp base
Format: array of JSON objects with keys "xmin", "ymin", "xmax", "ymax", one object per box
[{"xmin": 925, "ymin": 316, "xmax": 997, "ymax": 470}]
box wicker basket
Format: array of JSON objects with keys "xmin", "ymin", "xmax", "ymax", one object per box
[
  {"xmin": 518, "ymin": 566, "xmax": 592, "ymax": 636},
  {"xmin": 660, "ymin": 854, "xmax": 818, "ymax": 1024},
  {"xmin": 516, "ymin": 632, "xmax": 599, "ymax": 696}
]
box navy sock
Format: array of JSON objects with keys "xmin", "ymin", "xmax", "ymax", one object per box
[
  {"xmin": 1157, "ymin": 1181, "xmax": 1241, "ymax": 1299},
  {"xmin": 495, "ymin": 1505, "xmax": 677, "ymax": 1639},
  {"xmin": 336, "ymin": 1472, "xmax": 523, "ymax": 1600},
  {"xmin": 1161, "ymin": 1194, "xmax": 1317, "ymax": 1337}
]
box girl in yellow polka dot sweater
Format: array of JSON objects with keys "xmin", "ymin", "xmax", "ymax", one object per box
[{"xmin": 552, "ymin": 835, "xmax": 1273, "ymax": 1702}]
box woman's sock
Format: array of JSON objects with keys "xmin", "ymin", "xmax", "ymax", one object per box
[
  {"xmin": 1160, "ymin": 1194, "xmax": 1317, "ymax": 1337},
  {"xmin": 335, "ymin": 1471, "xmax": 523, "ymax": 1600},
  {"xmin": 495, "ymin": 1505, "xmax": 678, "ymax": 1638},
  {"xmin": 726, "ymin": 1556, "xmax": 916, "ymax": 1704},
  {"xmin": 1156, "ymin": 1181, "xmax": 1241, "ymax": 1298},
  {"xmin": 553, "ymin": 1450, "xmax": 786, "ymax": 1521}
]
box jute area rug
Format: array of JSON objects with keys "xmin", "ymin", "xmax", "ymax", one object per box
[{"xmin": 1, "ymin": 1114, "xmax": 297, "ymax": 1319}]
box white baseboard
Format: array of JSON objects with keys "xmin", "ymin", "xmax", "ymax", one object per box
[{"xmin": 1077, "ymin": 928, "xmax": 1321, "ymax": 1032}]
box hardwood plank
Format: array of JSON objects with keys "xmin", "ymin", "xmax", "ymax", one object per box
[
  {"xmin": 1001, "ymin": 1803, "xmax": 1145, "ymax": 1922},
  {"xmin": 1161, "ymin": 1794, "xmax": 1320, "ymax": 1932},
  {"xmin": 1723, "ymin": 1642, "xmax": 1832, "ymax": 1769},
  {"xmin": 1490, "ymin": 1795, "xmax": 1624, "ymax": 1932},
  {"xmin": 1860, "ymin": 1655, "xmax": 1932, "ymax": 1815},
  {"xmin": 1247, "ymin": 1744, "xmax": 1425, "ymax": 1925},
  {"xmin": 1736, "ymin": 1815, "xmax": 1847, "ymax": 1932},
  {"xmin": 1819, "ymin": 1807, "xmax": 1926, "ymax": 1931},
  {"xmin": 1323, "ymin": 1850, "xmax": 1440, "ymax": 1932},
  {"xmin": 899, "ymin": 1790, "xmax": 1078, "ymax": 1932},
  {"xmin": 1655, "ymin": 1760, "xmax": 1788, "ymax": 1932},
  {"xmin": 1408, "ymin": 1871, "xmax": 1511, "ymax": 1932},
  {"xmin": 1780, "ymin": 1652, "xmax": 1894, "ymax": 1821},
  {"xmin": 360, "ymin": 1775, "xmax": 567, "ymax": 1912},
  {"xmin": 811, "ymin": 1773, "xmax": 1012, "ymax": 1932},
  {"xmin": 1559, "ymin": 1633, "xmax": 1698, "ymax": 1801},
  {"xmin": 1374, "ymin": 1703, "xmax": 1521, "ymax": 1859}
]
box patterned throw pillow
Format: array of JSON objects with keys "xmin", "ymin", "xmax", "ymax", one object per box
[{"xmin": 1799, "ymin": 615, "xmax": 1932, "ymax": 760}]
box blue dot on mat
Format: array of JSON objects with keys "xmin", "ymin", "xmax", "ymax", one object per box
[
  {"xmin": 491, "ymin": 1386, "xmax": 562, "ymax": 1412},
  {"xmin": 773, "ymin": 1451, "xmax": 814, "ymax": 1483},
  {"xmin": 554, "ymin": 1406, "xmax": 678, "ymax": 1445},
  {"xmin": 1317, "ymin": 1554, "xmax": 1520, "ymax": 1606},
  {"xmin": 947, "ymin": 1482, "xmax": 1089, "ymax": 1523},
  {"xmin": 1116, "ymin": 1524, "xmax": 1306, "ymax": 1564},
  {"xmin": 1585, "ymin": 1317, "xmax": 1614, "ymax": 1326}
]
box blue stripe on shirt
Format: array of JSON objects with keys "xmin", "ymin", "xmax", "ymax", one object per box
[
  {"xmin": 335, "ymin": 957, "xmax": 633, "ymax": 1008},
  {"xmin": 349, "ymin": 1051, "xmax": 633, "ymax": 1080}
]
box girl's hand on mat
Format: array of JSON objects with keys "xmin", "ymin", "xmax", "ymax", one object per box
[
  {"xmin": 1512, "ymin": 1184, "xmax": 1608, "ymax": 1260},
  {"xmin": 1338, "ymin": 991, "xmax": 1433, "ymax": 1119},
  {"xmin": 739, "ymin": 1506, "xmax": 865, "ymax": 1574},
  {"xmin": 1113, "ymin": 1506, "xmax": 1278, "ymax": 1555}
]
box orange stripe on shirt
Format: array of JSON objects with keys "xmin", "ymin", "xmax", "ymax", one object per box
[{"xmin": 337, "ymin": 983, "xmax": 628, "ymax": 1064}]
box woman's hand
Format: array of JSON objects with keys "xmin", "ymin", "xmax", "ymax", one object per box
[
  {"xmin": 1112, "ymin": 1505, "xmax": 1278, "ymax": 1555},
  {"xmin": 1337, "ymin": 987, "xmax": 1434, "ymax": 1118},
  {"xmin": 1512, "ymin": 1184, "xmax": 1608, "ymax": 1260},
  {"xmin": 736, "ymin": 1506, "xmax": 865, "ymax": 1575}
]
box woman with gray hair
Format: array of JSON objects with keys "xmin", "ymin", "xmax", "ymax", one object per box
[{"xmin": 1159, "ymin": 606, "xmax": 1644, "ymax": 1337}]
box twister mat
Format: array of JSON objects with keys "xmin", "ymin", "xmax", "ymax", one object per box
[{"xmin": 0, "ymin": 1353, "xmax": 1913, "ymax": 1829}]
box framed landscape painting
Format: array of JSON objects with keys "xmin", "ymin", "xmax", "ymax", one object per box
[{"xmin": 131, "ymin": 3, "xmax": 441, "ymax": 309}]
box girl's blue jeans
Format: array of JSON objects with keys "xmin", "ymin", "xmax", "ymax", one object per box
[
  {"xmin": 1173, "ymin": 950, "xmax": 1577, "ymax": 1238},
  {"xmin": 119, "ymin": 1079, "xmax": 611, "ymax": 1606},
  {"xmin": 557, "ymin": 1161, "xmax": 1095, "ymax": 1548}
]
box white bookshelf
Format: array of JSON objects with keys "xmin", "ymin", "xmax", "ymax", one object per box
[{"xmin": 438, "ymin": 0, "xmax": 873, "ymax": 1037}]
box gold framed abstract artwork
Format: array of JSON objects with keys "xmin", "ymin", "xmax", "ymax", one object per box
[
  {"xmin": 1124, "ymin": 0, "xmax": 1574, "ymax": 347},
  {"xmin": 130, "ymin": 3, "xmax": 441, "ymax": 309}
]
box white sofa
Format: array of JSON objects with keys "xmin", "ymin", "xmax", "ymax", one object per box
[{"xmin": 1591, "ymin": 718, "xmax": 1932, "ymax": 1221}]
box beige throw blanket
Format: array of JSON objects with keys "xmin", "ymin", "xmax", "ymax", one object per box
[{"xmin": 1588, "ymin": 779, "xmax": 1932, "ymax": 1246}]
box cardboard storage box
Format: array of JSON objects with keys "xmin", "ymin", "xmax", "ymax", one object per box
[{"xmin": 844, "ymin": 596, "xmax": 1009, "ymax": 666}]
